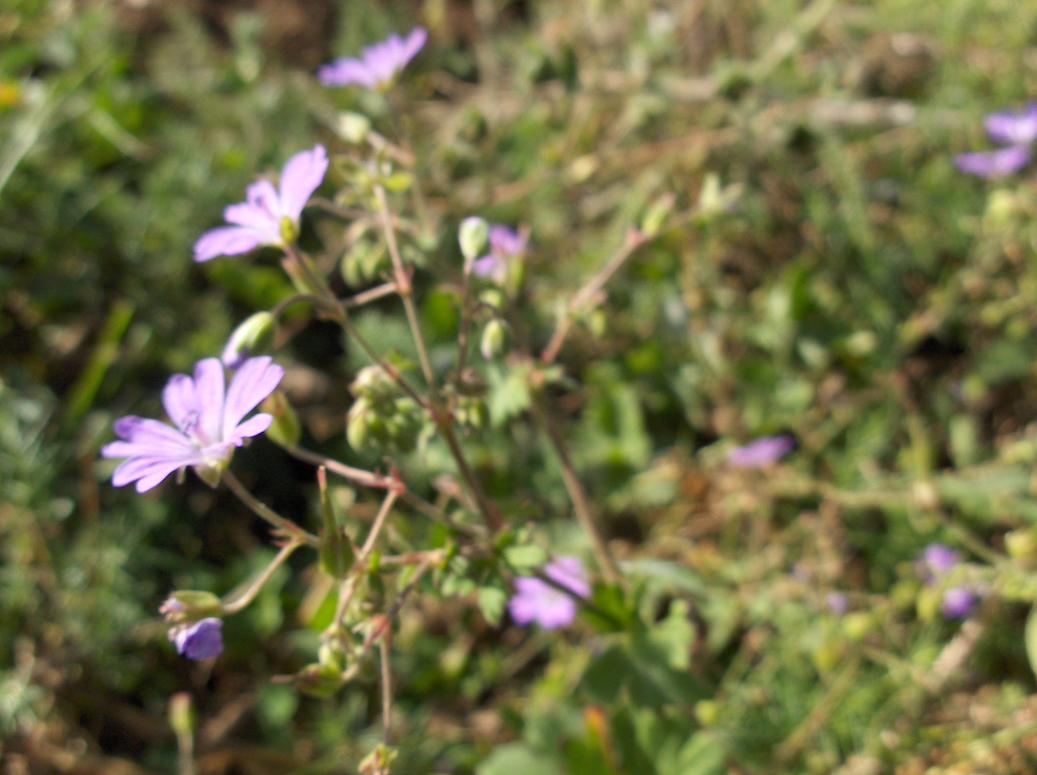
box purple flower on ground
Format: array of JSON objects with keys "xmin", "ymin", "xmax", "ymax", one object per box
[
  {"xmin": 508, "ymin": 556, "xmax": 590, "ymax": 630},
  {"xmin": 984, "ymin": 105, "xmax": 1037, "ymax": 145},
  {"xmin": 472, "ymin": 225, "xmax": 529, "ymax": 282},
  {"xmin": 826, "ymin": 592, "xmax": 849, "ymax": 615},
  {"xmin": 921, "ymin": 543, "xmax": 960, "ymax": 579},
  {"xmin": 956, "ymin": 104, "xmax": 1037, "ymax": 179},
  {"xmin": 940, "ymin": 587, "xmax": 978, "ymax": 620},
  {"xmin": 318, "ymin": 28, "xmax": 427, "ymax": 90},
  {"xmin": 101, "ymin": 357, "xmax": 284, "ymax": 492},
  {"xmin": 194, "ymin": 145, "xmax": 328, "ymax": 262},
  {"xmin": 954, "ymin": 145, "xmax": 1032, "ymax": 179},
  {"xmin": 728, "ymin": 434, "xmax": 796, "ymax": 468},
  {"xmin": 170, "ymin": 618, "xmax": 224, "ymax": 660}
]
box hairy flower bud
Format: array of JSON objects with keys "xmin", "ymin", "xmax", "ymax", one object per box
[
  {"xmin": 351, "ymin": 366, "xmax": 399, "ymax": 404},
  {"xmin": 459, "ymin": 216, "xmax": 489, "ymax": 266},
  {"xmin": 480, "ymin": 319, "xmax": 509, "ymax": 360},
  {"xmin": 222, "ymin": 311, "xmax": 276, "ymax": 369},
  {"xmin": 262, "ymin": 391, "xmax": 302, "ymax": 449},
  {"xmin": 160, "ymin": 590, "xmax": 223, "ymax": 623}
]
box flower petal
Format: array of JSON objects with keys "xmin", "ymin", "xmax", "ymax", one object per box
[
  {"xmin": 109, "ymin": 416, "xmax": 194, "ymax": 451},
  {"xmin": 162, "ymin": 374, "xmax": 198, "ymax": 431},
  {"xmin": 193, "ymin": 226, "xmax": 267, "ymax": 262},
  {"xmin": 955, "ymin": 146, "xmax": 1032, "ymax": 178},
  {"xmin": 231, "ymin": 413, "xmax": 273, "ymax": 442},
  {"xmin": 984, "ymin": 105, "xmax": 1037, "ymax": 145},
  {"xmin": 222, "ymin": 356, "xmax": 284, "ymax": 439},
  {"xmin": 111, "ymin": 455, "xmax": 195, "ymax": 490},
  {"xmin": 224, "ymin": 201, "xmax": 280, "ymax": 241},
  {"xmin": 278, "ymin": 145, "xmax": 329, "ymax": 224},
  {"xmin": 192, "ymin": 359, "xmax": 226, "ymax": 445},
  {"xmin": 402, "ymin": 27, "xmax": 428, "ymax": 63},
  {"xmin": 318, "ymin": 58, "xmax": 377, "ymax": 88}
]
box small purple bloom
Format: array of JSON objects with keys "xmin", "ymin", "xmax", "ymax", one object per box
[
  {"xmin": 826, "ymin": 592, "xmax": 849, "ymax": 615},
  {"xmin": 508, "ymin": 556, "xmax": 589, "ymax": 630},
  {"xmin": 984, "ymin": 105, "xmax": 1037, "ymax": 146},
  {"xmin": 472, "ymin": 225, "xmax": 529, "ymax": 282},
  {"xmin": 940, "ymin": 586, "xmax": 978, "ymax": 620},
  {"xmin": 728, "ymin": 434, "xmax": 796, "ymax": 468},
  {"xmin": 171, "ymin": 618, "xmax": 224, "ymax": 660},
  {"xmin": 922, "ymin": 543, "xmax": 960, "ymax": 579},
  {"xmin": 955, "ymin": 145, "xmax": 1032, "ymax": 179},
  {"xmin": 194, "ymin": 145, "xmax": 328, "ymax": 262},
  {"xmin": 101, "ymin": 357, "xmax": 284, "ymax": 492},
  {"xmin": 318, "ymin": 28, "xmax": 427, "ymax": 90}
]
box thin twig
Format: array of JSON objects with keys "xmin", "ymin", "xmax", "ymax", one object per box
[
  {"xmin": 285, "ymin": 445, "xmax": 399, "ymax": 491},
  {"xmin": 223, "ymin": 470, "xmax": 318, "ymax": 545},
  {"xmin": 532, "ymin": 401, "xmax": 621, "ymax": 583},
  {"xmin": 332, "ymin": 490, "xmax": 400, "ymax": 632},
  {"xmin": 379, "ymin": 635, "xmax": 393, "ymax": 742},
  {"xmin": 222, "ymin": 540, "xmax": 304, "ymax": 614}
]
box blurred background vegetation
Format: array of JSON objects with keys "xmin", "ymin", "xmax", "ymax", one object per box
[{"xmin": 6, "ymin": 0, "xmax": 1037, "ymax": 772}]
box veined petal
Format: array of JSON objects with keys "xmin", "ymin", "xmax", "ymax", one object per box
[
  {"xmin": 193, "ymin": 226, "xmax": 267, "ymax": 262},
  {"xmin": 245, "ymin": 180, "xmax": 282, "ymax": 221},
  {"xmin": 402, "ymin": 27, "xmax": 428, "ymax": 64},
  {"xmin": 231, "ymin": 413, "xmax": 273, "ymax": 442},
  {"xmin": 162, "ymin": 374, "xmax": 198, "ymax": 431},
  {"xmin": 278, "ymin": 145, "xmax": 329, "ymax": 224},
  {"xmin": 222, "ymin": 356, "xmax": 284, "ymax": 438},
  {"xmin": 985, "ymin": 105, "xmax": 1037, "ymax": 145},
  {"xmin": 192, "ymin": 359, "xmax": 226, "ymax": 445},
  {"xmin": 110, "ymin": 416, "xmax": 194, "ymax": 450},
  {"xmin": 111, "ymin": 454, "xmax": 198, "ymax": 490},
  {"xmin": 545, "ymin": 556, "xmax": 590, "ymax": 598},
  {"xmin": 224, "ymin": 201, "xmax": 281, "ymax": 242}
]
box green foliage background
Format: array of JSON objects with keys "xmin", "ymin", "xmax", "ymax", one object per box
[{"xmin": 5, "ymin": 0, "xmax": 1037, "ymax": 772}]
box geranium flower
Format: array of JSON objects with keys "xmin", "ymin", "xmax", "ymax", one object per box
[
  {"xmin": 170, "ymin": 618, "xmax": 223, "ymax": 660},
  {"xmin": 194, "ymin": 145, "xmax": 328, "ymax": 262},
  {"xmin": 918, "ymin": 543, "xmax": 980, "ymax": 620},
  {"xmin": 508, "ymin": 556, "xmax": 589, "ymax": 630},
  {"xmin": 101, "ymin": 357, "xmax": 284, "ymax": 492},
  {"xmin": 955, "ymin": 105, "xmax": 1037, "ymax": 179},
  {"xmin": 728, "ymin": 434, "xmax": 796, "ymax": 468},
  {"xmin": 473, "ymin": 225, "xmax": 528, "ymax": 283},
  {"xmin": 318, "ymin": 28, "xmax": 427, "ymax": 91}
]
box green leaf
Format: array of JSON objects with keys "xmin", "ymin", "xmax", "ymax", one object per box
[
  {"xmin": 477, "ymin": 585, "xmax": 508, "ymax": 626},
  {"xmin": 503, "ymin": 544, "xmax": 548, "ymax": 574},
  {"xmin": 478, "ymin": 744, "xmax": 563, "ymax": 775},
  {"xmin": 487, "ymin": 364, "xmax": 532, "ymax": 427}
]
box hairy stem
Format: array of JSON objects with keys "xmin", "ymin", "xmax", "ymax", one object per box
[
  {"xmin": 222, "ymin": 540, "xmax": 304, "ymax": 614},
  {"xmin": 223, "ymin": 470, "xmax": 318, "ymax": 545}
]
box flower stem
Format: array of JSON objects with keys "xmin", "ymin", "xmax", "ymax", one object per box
[
  {"xmin": 222, "ymin": 540, "xmax": 304, "ymax": 614},
  {"xmin": 223, "ymin": 469, "xmax": 318, "ymax": 545}
]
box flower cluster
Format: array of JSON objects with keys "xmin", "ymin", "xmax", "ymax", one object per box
[
  {"xmin": 955, "ymin": 104, "xmax": 1037, "ymax": 178},
  {"xmin": 473, "ymin": 225, "xmax": 529, "ymax": 284},
  {"xmin": 920, "ymin": 543, "xmax": 979, "ymax": 620}
]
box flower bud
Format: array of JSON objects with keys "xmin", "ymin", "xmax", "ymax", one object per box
[
  {"xmin": 318, "ymin": 468, "xmax": 356, "ymax": 579},
  {"xmin": 337, "ymin": 111, "xmax": 371, "ymax": 144},
  {"xmin": 351, "ymin": 366, "xmax": 398, "ymax": 403},
  {"xmin": 347, "ymin": 399, "xmax": 385, "ymax": 451},
  {"xmin": 295, "ymin": 663, "xmax": 347, "ymax": 698},
  {"xmin": 480, "ymin": 319, "xmax": 509, "ymax": 360},
  {"xmin": 222, "ymin": 311, "xmax": 276, "ymax": 369},
  {"xmin": 160, "ymin": 590, "xmax": 223, "ymax": 623},
  {"xmin": 170, "ymin": 618, "xmax": 224, "ymax": 660},
  {"xmin": 262, "ymin": 391, "xmax": 302, "ymax": 449},
  {"xmin": 459, "ymin": 216, "xmax": 489, "ymax": 265}
]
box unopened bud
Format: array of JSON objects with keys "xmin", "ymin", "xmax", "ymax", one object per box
[
  {"xmin": 295, "ymin": 663, "xmax": 347, "ymax": 698},
  {"xmin": 262, "ymin": 391, "xmax": 302, "ymax": 449},
  {"xmin": 222, "ymin": 312, "xmax": 276, "ymax": 369},
  {"xmin": 351, "ymin": 366, "xmax": 398, "ymax": 403},
  {"xmin": 318, "ymin": 468, "xmax": 356, "ymax": 579},
  {"xmin": 160, "ymin": 590, "xmax": 223, "ymax": 623},
  {"xmin": 480, "ymin": 319, "xmax": 509, "ymax": 360},
  {"xmin": 459, "ymin": 216, "xmax": 489, "ymax": 265}
]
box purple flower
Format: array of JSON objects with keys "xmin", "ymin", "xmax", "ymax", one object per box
[
  {"xmin": 101, "ymin": 357, "xmax": 284, "ymax": 492},
  {"xmin": 508, "ymin": 556, "xmax": 590, "ymax": 630},
  {"xmin": 170, "ymin": 618, "xmax": 223, "ymax": 660},
  {"xmin": 940, "ymin": 587, "xmax": 978, "ymax": 620},
  {"xmin": 318, "ymin": 28, "xmax": 427, "ymax": 90},
  {"xmin": 194, "ymin": 145, "xmax": 328, "ymax": 262},
  {"xmin": 922, "ymin": 543, "xmax": 960, "ymax": 579},
  {"xmin": 984, "ymin": 105, "xmax": 1037, "ymax": 145},
  {"xmin": 954, "ymin": 145, "xmax": 1032, "ymax": 179},
  {"xmin": 472, "ymin": 225, "xmax": 529, "ymax": 282},
  {"xmin": 727, "ymin": 434, "xmax": 796, "ymax": 468},
  {"xmin": 826, "ymin": 592, "xmax": 849, "ymax": 615}
]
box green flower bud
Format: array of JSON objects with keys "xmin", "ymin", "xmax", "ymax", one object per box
[
  {"xmin": 479, "ymin": 319, "xmax": 509, "ymax": 360},
  {"xmin": 222, "ymin": 311, "xmax": 276, "ymax": 369},
  {"xmin": 295, "ymin": 663, "xmax": 347, "ymax": 698},
  {"xmin": 280, "ymin": 215, "xmax": 299, "ymax": 246},
  {"xmin": 459, "ymin": 216, "xmax": 489, "ymax": 265},
  {"xmin": 351, "ymin": 366, "xmax": 398, "ymax": 403},
  {"xmin": 347, "ymin": 399, "xmax": 376, "ymax": 451},
  {"xmin": 337, "ymin": 111, "xmax": 371, "ymax": 144},
  {"xmin": 318, "ymin": 468, "xmax": 356, "ymax": 579},
  {"xmin": 262, "ymin": 391, "xmax": 302, "ymax": 449},
  {"xmin": 160, "ymin": 590, "xmax": 223, "ymax": 623}
]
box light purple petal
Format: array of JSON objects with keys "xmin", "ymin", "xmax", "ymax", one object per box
[
  {"xmin": 108, "ymin": 416, "xmax": 194, "ymax": 451},
  {"xmin": 244, "ymin": 180, "xmax": 282, "ymax": 221},
  {"xmin": 402, "ymin": 27, "xmax": 428, "ymax": 64},
  {"xmin": 941, "ymin": 587, "xmax": 978, "ymax": 620},
  {"xmin": 193, "ymin": 226, "xmax": 267, "ymax": 263},
  {"xmin": 728, "ymin": 435, "xmax": 796, "ymax": 468},
  {"xmin": 508, "ymin": 586, "xmax": 544, "ymax": 626},
  {"xmin": 173, "ymin": 618, "xmax": 224, "ymax": 660},
  {"xmin": 278, "ymin": 145, "xmax": 328, "ymax": 224},
  {"xmin": 985, "ymin": 105, "xmax": 1037, "ymax": 145},
  {"xmin": 111, "ymin": 455, "xmax": 197, "ymax": 491},
  {"xmin": 318, "ymin": 58, "xmax": 378, "ymax": 88},
  {"xmin": 489, "ymin": 225, "xmax": 527, "ymax": 257},
  {"xmin": 534, "ymin": 595, "xmax": 578, "ymax": 630},
  {"xmin": 162, "ymin": 374, "xmax": 198, "ymax": 431},
  {"xmin": 230, "ymin": 413, "xmax": 274, "ymax": 442},
  {"xmin": 955, "ymin": 146, "xmax": 1031, "ymax": 178},
  {"xmin": 472, "ymin": 254, "xmax": 504, "ymax": 281},
  {"xmin": 224, "ymin": 201, "xmax": 280, "ymax": 240},
  {"xmin": 221, "ymin": 357, "xmax": 284, "ymax": 439},
  {"xmin": 545, "ymin": 556, "xmax": 590, "ymax": 599},
  {"xmin": 192, "ymin": 359, "xmax": 226, "ymax": 446},
  {"xmin": 923, "ymin": 544, "xmax": 960, "ymax": 578}
]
